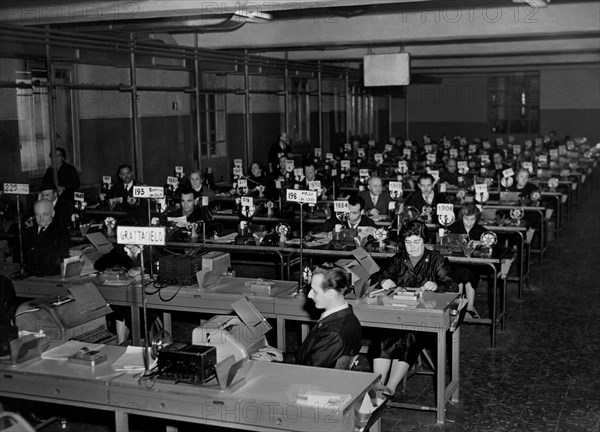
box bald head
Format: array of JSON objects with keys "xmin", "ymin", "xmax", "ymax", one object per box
[
  {"xmin": 34, "ymin": 199, "xmax": 55, "ymax": 228},
  {"xmin": 367, "ymin": 176, "xmax": 383, "ymax": 196}
]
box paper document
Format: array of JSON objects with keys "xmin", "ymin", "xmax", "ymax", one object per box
[{"xmin": 41, "ymin": 341, "xmax": 105, "ymax": 360}]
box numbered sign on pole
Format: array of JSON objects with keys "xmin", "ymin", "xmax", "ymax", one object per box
[
  {"xmin": 74, "ymin": 192, "xmax": 85, "ymax": 202},
  {"xmin": 357, "ymin": 148, "xmax": 365, "ymax": 158},
  {"xmin": 341, "ymin": 160, "xmax": 351, "ymax": 169},
  {"xmin": 238, "ymin": 179, "xmax": 248, "ymax": 188},
  {"xmin": 344, "ymin": 143, "xmax": 351, "ymax": 151},
  {"xmin": 308, "ymin": 181, "xmax": 321, "ymax": 191},
  {"xmin": 233, "ymin": 159, "xmax": 243, "ymax": 168},
  {"xmin": 502, "ymin": 168, "xmax": 514, "ymax": 178},
  {"xmin": 286, "ymin": 189, "xmax": 317, "ymax": 205},
  {"xmin": 102, "ymin": 176, "xmax": 112, "ymax": 184},
  {"xmin": 133, "ymin": 186, "xmax": 164, "ymax": 199},
  {"xmin": 325, "ymin": 152, "xmax": 333, "ymax": 161},
  {"xmin": 374, "ymin": 153, "xmax": 383, "ymax": 163},
  {"xmin": 117, "ymin": 226, "xmax": 166, "ymax": 246},
  {"xmin": 437, "ymin": 203, "xmax": 454, "ymax": 217},
  {"xmin": 166, "ymin": 176, "xmax": 179, "ymax": 186},
  {"xmin": 389, "ymin": 181, "xmax": 402, "ymax": 194},
  {"xmin": 474, "ymin": 183, "xmax": 488, "ymax": 194},
  {"xmin": 359, "ymin": 169, "xmax": 370, "ymax": 178},
  {"xmin": 175, "ymin": 166, "xmax": 184, "ymax": 174},
  {"xmin": 314, "ymin": 148, "xmax": 322, "ymax": 157},
  {"xmin": 241, "ymin": 196, "xmax": 253, "ymax": 207},
  {"xmin": 334, "ymin": 200, "xmax": 349, "ymax": 213},
  {"xmin": 3, "ymin": 183, "xmax": 29, "ymax": 195},
  {"xmin": 403, "ymin": 148, "xmax": 411, "ymax": 159}
]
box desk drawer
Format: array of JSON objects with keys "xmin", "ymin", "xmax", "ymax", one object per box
[
  {"xmin": 110, "ymin": 386, "xmax": 354, "ymax": 432},
  {"xmin": 353, "ymin": 306, "xmax": 450, "ymax": 330},
  {"xmin": 1, "ymin": 372, "xmax": 108, "ymax": 405}
]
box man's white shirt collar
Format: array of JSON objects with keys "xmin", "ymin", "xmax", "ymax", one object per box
[{"xmin": 320, "ymin": 302, "xmax": 348, "ymax": 320}]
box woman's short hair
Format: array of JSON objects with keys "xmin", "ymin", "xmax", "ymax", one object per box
[
  {"xmin": 249, "ymin": 161, "xmax": 264, "ymax": 173},
  {"xmin": 460, "ymin": 203, "xmax": 481, "ymax": 221},
  {"xmin": 400, "ymin": 220, "xmax": 429, "ymax": 243},
  {"xmin": 312, "ymin": 265, "xmax": 352, "ymax": 295}
]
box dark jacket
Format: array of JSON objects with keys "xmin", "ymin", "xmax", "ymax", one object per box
[
  {"xmin": 318, "ymin": 214, "xmax": 377, "ymax": 233},
  {"xmin": 42, "ymin": 162, "xmax": 80, "ymax": 201},
  {"xmin": 372, "ymin": 248, "xmax": 458, "ymax": 293},
  {"xmin": 52, "ymin": 196, "xmax": 75, "ymax": 231},
  {"xmin": 405, "ymin": 190, "xmax": 448, "ymax": 216},
  {"xmin": 358, "ymin": 190, "xmax": 393, "ymax": 216},
  {"xmin": 22, "ymin": 221, "xmax": 71, "ymax": 276},
  {"xmin": 284, "ymin": 305, "xmax": 362, "ymax": 368},
  {"xmin": 448, "ymin": 220, "xmax": 487, "ymax": 242}
]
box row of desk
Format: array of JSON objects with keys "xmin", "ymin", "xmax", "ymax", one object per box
[
  {"xmin": 9, "ymin": 273, "xmax": 460, "ymax": 424},
  {"xmin": 0, "ymin": 345, "xmax": 380, "ymax": 432}
]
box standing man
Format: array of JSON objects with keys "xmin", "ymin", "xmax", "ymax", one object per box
[
  {"xmin": 41, "ymin": 147, "xmax": 80, "ymax": 201},
  {"xmin": 358, "ymin": 176, "xmax": 392, "ymax": 217},
  {"xmin": 267, "ymin": 132, "xmax": 293, "ymax": 174}
]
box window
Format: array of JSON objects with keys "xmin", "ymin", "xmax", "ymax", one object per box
[
  {"xmin": 198, "ymin": 93, "xmax": 227, "ymax": 158},
  {"xmin": 488, "ymin": 73, "xmax": 539, "ymax": 134},
  {"xmin": 289, "ymin": 79, "xmax": 310, "ymax": 144},
  {"xmin": 16, "ymin": 66, "xmax": 77, "ymax": 173}
]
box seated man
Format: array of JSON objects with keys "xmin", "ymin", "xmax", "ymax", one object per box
[
  {"xmin": 318, "ymin": 195, "xmax": 377, "ymax": 233},
  {"xmin": 106, "ymin": 164, "xmax": 147, "ymax": 223},
  {"xmin": 358, "ymin": 176, "xmax": 392, "ymax": 217},
  {"xmin": 162, "ymin": 188, "xmax": 213, "ymax": 238},
  {"xmin": 252, "ymin": 265, "xmax": 362, "ymax": 368},
  {"xmin": 508, "ymin": 168, "xmax": 540, "ymax": 201},
  {"xmin": 22, "ymin": 200, "xmax": 71, "ymax": 276},
  {"xmin": 405, "ymin": 173, "xmax": 448, "ymax": 219},
  {"xmin": 38, "ymin": 184, "xmax": 74, "ymax": 231},
  {"xmin": 41, "ymin": 146, "xmax": 80, "ymax": 201},
  {"xmin": 438, "ymin": 158, "xmax": 459, "ymax": 186}
]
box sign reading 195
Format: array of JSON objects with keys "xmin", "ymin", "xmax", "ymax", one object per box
[{"xmin": 3, "ymin": 183, "xmax": 29, "ymax": 195}]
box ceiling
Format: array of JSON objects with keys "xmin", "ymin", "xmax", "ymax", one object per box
[{"xmin": 1, "ymin": 0, "xmax": 599, "ymax": 75}]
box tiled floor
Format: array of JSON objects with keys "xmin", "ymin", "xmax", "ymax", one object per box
[{"xmin": 5, "ymin": 188, "xmax": 599, "ymax": 432}]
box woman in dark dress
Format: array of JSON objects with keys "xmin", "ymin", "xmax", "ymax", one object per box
[
  {"xmin": 448, "ymin": 203, "xmax": 486, "ymax": 317},
  {"xmin": 370, "ymin": 220, "xmax": 458, "ymax": 398}
]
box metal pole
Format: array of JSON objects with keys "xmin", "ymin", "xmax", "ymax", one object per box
[
  {"xmin": 243, "ymin": 50, "xmax": 251, "ymax": 164},
  {"xmin": 16, "ymin": 197, "xmax": 25, "ymax": 275},
  {"xmin": 129, "ymin": 34, "xmax": 143, "ymax": 182},
  {"xmin": 44, "ymin": 27, "xmax": 59, "ymax": 189},
  {"xmin": 405, "ymin": 87, "xmax": 409, "ymax": 139},
  {"xmin": 194, "ymin": 34, "xmax": 203, "ymax": 174},
  {"xmin": 284, "ymin": 53, "xmax": 289, "ymax": 134},
  {"xmin": 388, "ymin": 95, "xmax": 393, "ymax": 141},
  {"xmin": 139, "ymin": 245, "xmax": 151, "ymax": 375},
  {"xmin": 317, "ymin": 61, "xmax": 323, "ymax": 149},
  {"xmin": 345, "ymin": 65, "xmax": 350, "ymax": 143}
]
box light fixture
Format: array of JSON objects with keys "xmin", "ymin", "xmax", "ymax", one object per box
[{"xmin": 513, "ymin": 0, "xmax": 550, "ymax": 8}]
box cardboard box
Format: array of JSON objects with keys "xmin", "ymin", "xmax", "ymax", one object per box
[{"xmin": 335, "ymin": 248, "xmax": 380, "ymax": 299}]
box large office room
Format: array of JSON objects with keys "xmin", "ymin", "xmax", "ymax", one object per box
[{"xmin": 0, "ymin": 1, "xmax": 599, "ymax": 432}]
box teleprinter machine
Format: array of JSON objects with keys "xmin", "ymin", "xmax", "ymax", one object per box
[
  {"xmin": 192, "ymin": 297, "xmax": 272, "ymax": 363},
  {"xmin": 15, "ymin": 282, "xmax": 115, "ymax": 344}
]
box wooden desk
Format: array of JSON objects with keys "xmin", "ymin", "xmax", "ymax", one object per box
[
  {"xmin": 274, "ymin": 291, "xmax": 460, "ymax": 424},
  {"xmin": 0, "ymin": 347, "xmax": 379, "ymax": 432}
]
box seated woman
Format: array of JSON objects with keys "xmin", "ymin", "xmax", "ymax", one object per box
[
  {"xmin": 370, "ymin": 220, "xmax": 458, "ymax": 398},
  {"xmin": 448, "ymin": 203, "xmax": 486, "ymax": 318},
  {"xmin": 508, "ymin": 168, "xmax": 539, "ymax": 203},
  {"xmin": 247, "ymin": 161, "xmax": 274, "ymax": 198},
  {"xmin": 252, "ymin": 265, "xmax": 362, "ymax": 368}
]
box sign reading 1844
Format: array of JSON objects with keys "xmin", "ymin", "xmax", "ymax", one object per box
[{"xmin": 286, "ymin": 189, "xmax": 317, "ymax": 205}]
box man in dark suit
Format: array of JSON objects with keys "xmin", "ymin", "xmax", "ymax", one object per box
[
  {"xmin": 22, "ymin": 200, "xmax": 71, "ymax": 276},
  {"xmin": 318, "ymin": 195, "xmax": 377, "ymax": 232},
  {"xmin": 39, "ymin": 185, "xmax": 74, "ymax": 231},
  {"xmin": 267, "ymin": 132, "xmax": 293, "ymax": 175},
  {"xmin": 107, "ymin": 164, "xmax": 147, "ymax": 224},
  {"xmin": 41, "ymin": 146, "xmax": 80, "ymax": 202},
  {"xmin": 358, "ymin": 176, "xmax": 392, "ymax": 217}
]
